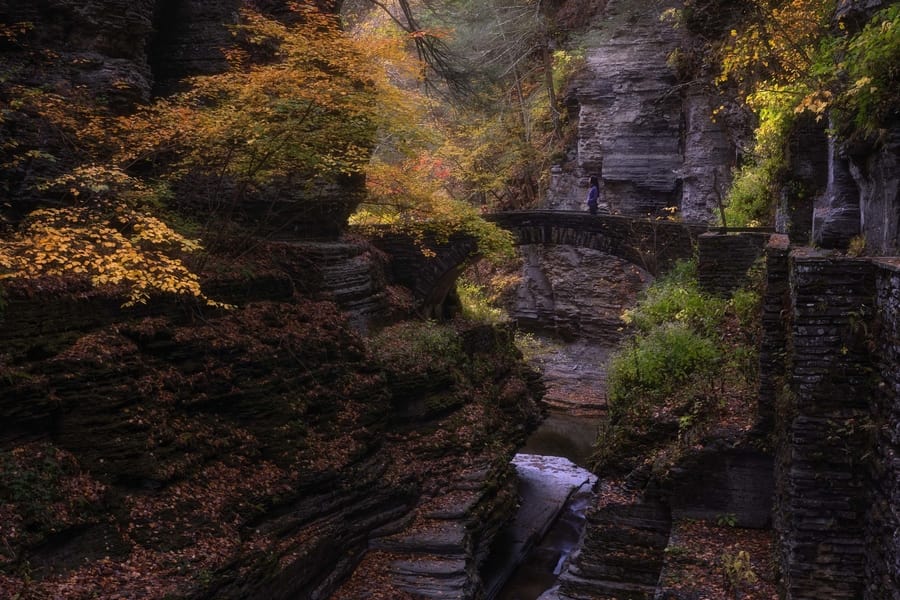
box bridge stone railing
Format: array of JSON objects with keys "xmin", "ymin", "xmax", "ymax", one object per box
[
  {"xmin": 697, "ymin": 230, "xmax": 772, "ymax": 296},
  {"xmin": 484, "ymin": 211, "xmax": 708, "ymax": 275}
]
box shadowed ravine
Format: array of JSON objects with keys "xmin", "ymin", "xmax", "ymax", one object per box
[{"xmin": 486, "ymin": 335, "xmax": 609, "ymax": 600}]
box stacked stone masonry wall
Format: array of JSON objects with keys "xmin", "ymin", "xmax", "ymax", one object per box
[
  {"xmin": 868, "ymin": 261, "xmax": 900, "ymax": 597},
  {"xmin": 783, "ymin": 254, "xmax": 874, "ymax": 599},
  {"xmin": 485, "ymin": 212, "xmax": 706, "ymax": 276},
  {"xmin": 767, "ymin": 251, "xmax": 900, "ymax": 599},
  {"xmin": 697, "ymin": 231, "xmax": 770, "ymax": 297},
  {"xmin": 758, "ymin": 235, "xmax": 791, "ymax": 430}
]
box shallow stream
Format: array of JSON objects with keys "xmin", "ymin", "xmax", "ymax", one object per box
[{"xmin": 488, "ymin": 335, "xmax": 609, "ymax": 600}]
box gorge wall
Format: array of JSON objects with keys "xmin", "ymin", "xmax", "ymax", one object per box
[
  {"xmin": 0, "ymin": 1, "xmax": 543, "ymax": 597},
  {"xmin": 547, "ymin": 0, "xmax": 736, "ymax": 222},
  {"xmin": 538, "ymin": 232, "xmax": 900, "ymax": 600},
  {"xmin": 0, "ymin": 248, "xmax": 546, "ymax": 599},
  {"xmin": 808, "ymin": 0, "xmax": 900, "ymax": 255},
  {"xmin": 550, "ymin": 0, "xmax": 899, "ymax": 260},
  {"xmin": 0, "ymin": 0, "xmax": 362, "ymax": 239}
]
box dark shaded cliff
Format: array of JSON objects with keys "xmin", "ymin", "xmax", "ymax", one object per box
[
  {"xmin": 0, "ymin": 1, "xmax": 544, "ymax": 597},
  {"xmin": 0, "ymin": 263, "xmax": 544, "ymax": 598}
]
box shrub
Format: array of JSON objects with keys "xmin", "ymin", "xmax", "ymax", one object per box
[
  {"xmin": 607, "ymin": 322, "xmax": 721, "ymax": 407},
  {"xmin": 730, "ymin": 288, "xmax": 761, "ymax": 329},
  {"xmin": 622, "ymin": 259, "xmax": 727, "ymax": 335},
  {"xmin": 457, "ymin": 277, "xmax": 508, "ymax": 324},
  {"xmin": 835, "ymin": 5, "xmax": 900, "ymax": 138}
]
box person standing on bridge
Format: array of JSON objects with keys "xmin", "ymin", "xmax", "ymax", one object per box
[{"xmin": 586, "ymin": 176, "xmax": 600, "ymax": 215}]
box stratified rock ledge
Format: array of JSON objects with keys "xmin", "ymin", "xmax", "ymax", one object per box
[{"xmin": 483, "ymin": 454, "xmax": 597, "ymax": 599}]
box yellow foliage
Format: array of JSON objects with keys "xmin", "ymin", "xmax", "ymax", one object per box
[
  {"xmin": 0, "ymin": 207, "xmax": 216, "ymax": 307},
  {"xmin": 718, "ymin": 0, "xmax": 835, "ymax": 89},
  {"xmin": 352, "ymin": 157, "xmax": 514, "ymax": 263}
]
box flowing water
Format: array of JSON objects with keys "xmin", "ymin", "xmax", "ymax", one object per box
[
  {"xmin": 488, "ymin": 335, "xmax": 610, "ymax": 600},
  {"xmin": 519, "ymin": 410, "xmax": 601, "ymax": 467}
]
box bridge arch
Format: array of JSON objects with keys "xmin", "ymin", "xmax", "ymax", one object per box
[{"xmin": 368, "ymin": 212, "xmax": 710, "ymax": 318}]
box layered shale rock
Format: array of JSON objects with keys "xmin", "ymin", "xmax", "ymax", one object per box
[
  {"xmin": 509, "ymin": 245, "xmax": 652, "ymax": 344},
  {"xmin": 547, "ymin": 0, "xmax": 735, "ymax": 222},
  {"xmin": 845, "ymin": 128, "xmax": 900, "ymax": 255},
  {"xmin": 0, "ymin": 278, "xmax": 543, "ymax": 598},
  {"xmin": 556, "ymin": 483, "xmax": 671, "ymax": 600}
]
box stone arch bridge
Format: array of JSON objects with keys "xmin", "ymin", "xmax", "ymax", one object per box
[
  {"xmin": 369, "ymin": 211, "xmax": 764, "ymax": 317},
  {"xmin": 485, "ymin": 211, "xmax": 708, "ymax": 275}
]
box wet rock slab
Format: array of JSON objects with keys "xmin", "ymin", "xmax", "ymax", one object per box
[{"xmin": 483, "ymin": 454, "xmax": 597, "ymax": 599}]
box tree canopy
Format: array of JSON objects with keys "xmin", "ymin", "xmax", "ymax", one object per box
[{"xmin": 685, "ymin": 0, "xmax": 899, "ymax": 226}]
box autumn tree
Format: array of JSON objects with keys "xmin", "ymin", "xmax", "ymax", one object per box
[
  {"xmin": 682, "ymin": 0, "xmax": 898, "ymax": 226},
  {"xmin": 343, "ymin": 2, "xmax": 516, "ymax": 260},
  {"xmin": 0, "ymin": 3, "xmax": 390, "ymax": 305},
  {"xmin": 0, "ymin": 23, "xmax": 216, "ymax": 306}
]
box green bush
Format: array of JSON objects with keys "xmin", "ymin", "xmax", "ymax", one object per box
[
  {"xmin": 836, "ymin": 5, "xmax": 900, "ymax": 137},
  {"xmin": 622, "ymin": 260, "xmax": 727, "ymax": 335},
  {"xmin": 607, "ymin": 322, "xmax": 720, "ymax": 406},
  {"xmin": 724, "ymin": 161, "xmax": 778, "ymax": 227},
  {"xmin": 457, "ymin": 277, "xmax": 508, "ymax": 324},
  {"xmin": 730, "ymin": 288, "xmax": 761, "ymax": 329},
  {"xmin": 723, "ymin": 84, "xmax": 798, "ymax": 227}
]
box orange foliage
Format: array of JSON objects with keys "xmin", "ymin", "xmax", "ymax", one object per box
[{"xmin": 0, "ymin": 3, "xmax": 396, "ymax": 305}]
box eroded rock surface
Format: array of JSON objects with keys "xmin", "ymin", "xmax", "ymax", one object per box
[
  {"xmin": 510, "ymin": 245, "xmax": 652, "ymax": 345},
  {"xmin": 0, "ymin": 271, "xmax": 543, "ymax": 598},
  {"xmin": 547, "ymin": 0, "xmax": 734, "ymax": 221}
]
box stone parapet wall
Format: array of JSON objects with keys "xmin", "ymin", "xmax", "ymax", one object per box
[
  {"xmin": 485, "ymin": 211, "xmax": 706, "ymax": 276},
  {"xmin": 697, "ymin": 231, "xmax": 771, "ymax": 297}
]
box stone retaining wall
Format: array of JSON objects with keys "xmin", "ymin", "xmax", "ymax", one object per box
[
  {"xmin": 766, "ymin": 250, "xmax": 900, "ymax": 599},
  {"xmin": 697, "ymin": 231, "xmax": 770, "ymax": 297},
  {"xmin": 868, "ymin": 260, "xmax": 900, "ymax": 596},
  {"xmin": 758, "ymin": 235, "xmax": 791, "ymax": 431}
]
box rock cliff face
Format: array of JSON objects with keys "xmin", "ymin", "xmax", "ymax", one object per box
[
  {"xmin": 510, "ymin": 245, "xmax": 652, "ymax": 344},
  {"xmin": 547, "ymin": 0, "xmax": 735, "ymax": 222},
  {"xmin": 0, "ymin": 268, "xmax": 543, "ymax": 598},
  {"xmin": 844, "ymin": 128, "xmax": 900, "ymax": 255},
  {"xmin": 783, "ymin": 2, "xmax": 899, "ymax": 253}
]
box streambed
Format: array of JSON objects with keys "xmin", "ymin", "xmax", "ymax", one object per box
[{"xmin": 486, "ymin": 335, "xmax": 610, "ymax": 600}]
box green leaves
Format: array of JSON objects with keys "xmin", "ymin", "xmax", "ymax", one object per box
[
  {"xmin": 836, "ymin": 5, "xmax": 900, "ymax": 136},
  {"xmin": 608, "ymin": 322, "xmax": 721, "ymax": 405},
  {"xmin": 717, "ymin": 2, "xmax": 899, "ymax": 224},
  {"xmin": 621, "ymin": 260, "xmax": 727, "ymax": 335}
]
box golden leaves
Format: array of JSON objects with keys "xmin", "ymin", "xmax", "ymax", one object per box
[
  {"xmin": 0, "ymin": 207, "xmax": 215, "ymax": 308},
  {"xmin": 718, "ymin": 0, "xmax": 835, "ymax": 88}
]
